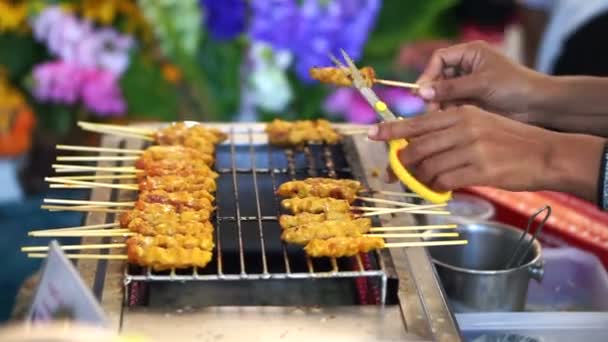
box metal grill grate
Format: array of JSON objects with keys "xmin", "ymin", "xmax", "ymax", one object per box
[{"xmin": 124, "ymin": 127, "xmax": 389, "ymax": 303}]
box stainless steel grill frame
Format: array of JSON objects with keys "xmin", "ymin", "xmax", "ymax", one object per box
[
  {"xmin": 122, "ymin": 126, "xmax": 391, "ymax": 305},
  {"xmin": 74, "ymin": 123, "xmax": 463, "ymax": 342}
]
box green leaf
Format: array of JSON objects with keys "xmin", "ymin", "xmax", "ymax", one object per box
[
  {"xmin": 119, "ymin": 53, "xmax": 180, "ymax": 121},
  {"xmin": 365, "ymin": 0, "xmax": 458, "ymax": 60},
  {"xmin": 196, "ymin": 39, "xmax": 244, "ymax": 121},
  {"xmin": 0, "ymin": 33, "xmax": 48, "ymax": 82},
  {"xmin": 286, "ymin": 71, "xmax": 329, "ymax": 121}
]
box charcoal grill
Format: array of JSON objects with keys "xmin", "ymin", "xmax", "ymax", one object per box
[{"xmin": 73, "ymin": 123, "xmax": 462, "ymax": 342}]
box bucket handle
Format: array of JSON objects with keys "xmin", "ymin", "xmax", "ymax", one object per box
[
  {"xmin": 505, "ymin": 205, "xmax": 551, "ymax": 269},
  {"xmin": 528, "ymin": 260, "xmax": 544, "ymax": 282}
]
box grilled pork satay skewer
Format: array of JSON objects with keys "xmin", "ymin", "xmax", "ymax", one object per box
[
  {"xmin": 303, "ymin": 237, "xmax": 467, "ymax": 258},
  {"xmin": 78, "ymin": 121, "xmax": 227, "ymax": 153},
  {"xmin": 281, "ymin": 197, "xmax": 448, "ymax": 216},
  {"xmin": 309, "ymin": 66, "xmax": 420, "ymax": 90},
  {"xmin": 28, "ymin": 238, "xmax": 469, "ymax": 261},
  {"xmin": 277, "ymin": 178, "xmax": 426, "ymax": 207},
  {"xmin": 42, "ymin": 189, "xmax": 216, "ymax": 212},
  {"xmin": 265, "ymin": 119, "xmax": 342, "ymax": 146}
]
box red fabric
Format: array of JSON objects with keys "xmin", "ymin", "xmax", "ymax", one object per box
[{"xmin": 462, "ymin": 187, "xmax": 608, "ymax": 269}]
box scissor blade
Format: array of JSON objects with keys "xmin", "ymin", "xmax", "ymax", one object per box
[
  {"xmin": 340, "ymin": 49, "xmax": 366, "ymax": 89},
  {"xmin": 328, "ymin": 53, "xmax": 347, "ymax": 69}
]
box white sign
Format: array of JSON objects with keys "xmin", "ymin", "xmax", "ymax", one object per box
[{"xmin": 27, "ymin": 240, "xmax": 107, "ymax": 326}]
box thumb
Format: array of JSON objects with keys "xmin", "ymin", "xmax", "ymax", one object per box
[{"xmin": 419, "ymin": 74, "xmax": 487, "ymax": 102}]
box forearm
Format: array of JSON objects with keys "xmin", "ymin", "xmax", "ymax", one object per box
[
  {"xmin": 531, "ymin": 76, "xmax": 608, "ymax": 134},
  {"xmin": 530, "ymin": 76, "xmax": 608, "ymax": 120},
  {"xmin": 543, "ymin": 132, "xmax": 605, "ymax": 203}
]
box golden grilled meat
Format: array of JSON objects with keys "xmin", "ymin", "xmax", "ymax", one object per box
[
  {"xmin": 139, "ymin": 175, "xmax": 218, "ymax": 193},
  {"xmin": 304, "ymin": 236, "xmax": 385, "ymax": 258},
  {"xmin": 136, "ymin": 145, "xmax": 214, "ymax": 168},
  {"xmin": 265, "ymin": 119, "xmax": 341, "ymax": 146},
  {"xmin": 120, "ymin": 202, "xmax": 213, "ymax": 228},
  {"xmin": 281, "ymin": 196, "xmax": 351, "ymax": 214},
  {"xmin": 136, "ymin": 159, "xmax": 219, "ymax": 179},
  {"xmin": 281, "ymin": 218, "xmax": 372, "ymax": 245},
  {"xmin": 126, "ymin": 244, "xmax": 213, "ymax": 271},
  {"xmin": 279, "ymin": 212, "xmax": 354, "ymax": 229},
  {"xmin": 140, "ymin": 189, "xmax": 214, "ymax": 211},
  {"xmin": 155, "ymin": 122, "xmax": 227, "ymax": 154},
  {"xmin": 127, "ymin": 232, "xmax": 214, "ymax": 252},
  {"xmin": 309, "ymin": 66, "xmax": 375, "ymax": 88},
  {"xmin": 276, "ymin": 178, "xmax": 362, "ymax": 201},
  {"xmin": 126, "ymin": 217, "xmax": 214, "ymax": 236}
]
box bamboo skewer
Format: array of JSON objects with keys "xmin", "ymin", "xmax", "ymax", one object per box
[
  {"xmin": 49, "ymin": 184, "xmax": 103, "ymax": 189},
  {"xmin": 356, "ymin": 196, "xmax": 420, "ymax": 207},
  {"xmin": 52, "ymin": 164, "xmax": 141, "ymax": 173},
  {"xmin": 385, "ymin": 240, "xmax": 467, "ymax": 248},
  {"xmin": 27, "ymin": 253, "xmax": 128, "ymax": 260},
  {"xmin": 27, "ymin": 230, "xmax": 134, "ymax": 237},
  {"xmin": 366, "ymin": 232, "xmax": 459, "ymax": 238},
  {"xmin": 369, "ymin": 224, "xmax": 457, "ymax": 232},
  {"xmin": 22, "ymin": 243, "xmax": 127, "ymax": 252},
  {"xmin": 375, "ymin": 79, "xmax": 420, "ymax": 90},
  {"xmin": 27, "ymin": 223, "xmax": 458, "ymax": 237},
  {"xmin": 26, "ymin": 239, "xmax": 467, "ymax": 260},
  {"xmin": 45, "ymin": 178, "xmax": 139, "ymax": 190},
  {"xmin": 77, "ymin": 123, "xmax": 154, "ymax": 141},
  {"xmin": 29, "ymin": 230, "xmax": 130, "ymax": 237},
  {"xmin": 371, "ymin": 190, "xmax": 424, "ymax": 199},
  {"xmin": 77, "ymin": 121, "xmax": 156, "ymax": 135},
  {"xmin": 354, "ymin": 203, "xmax": 446, "ymax": 213},
  {"xmin": 28, "ymin": 222, "xmax": 120, "ymax": 235},
  {"xmin": 41, "ymin": 205, "xmax": 129, "ymax": 213},
  {"xmin": 362, "ymin": 208, "xmax": 450, "ymax": 217},
  {"xmin": 56, "ymin": 156, "xmax": 139, "ymax": 162},
  {"xmin": 43, "ymin": 199, "xmax": 135, "ymax": 206},
  {"xmin": 47, "ymin": 175, "xmax": 138, "ymax": 181},
  {"xmin": 57, "ymin": 144, "xmax": 144, "ymax": 154}
]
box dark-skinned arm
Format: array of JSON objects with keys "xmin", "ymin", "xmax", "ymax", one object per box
[{"xmin": 367, "ymin": 105, "xmax": 605, "ymax": 203}]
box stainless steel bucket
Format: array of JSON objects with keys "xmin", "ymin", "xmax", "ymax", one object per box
[{"xmin": 426, "ymin": 221, "xmax": 543, "ymax": 312}]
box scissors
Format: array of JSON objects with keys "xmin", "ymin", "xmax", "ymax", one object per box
[{"xmin": 329, "ymin": 49, "xmax": 452, "ymax": 204}]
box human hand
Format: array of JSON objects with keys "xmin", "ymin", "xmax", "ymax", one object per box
[
  {"xmin": 367, "ymin": 105, "xmax": 604, "ymax": 202},
  {"xmin": 416, "ymin": 41, "xmax": 549, "ymax": 123}
]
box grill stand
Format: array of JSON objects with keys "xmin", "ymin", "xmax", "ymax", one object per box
[{"xmin": 74, "ymin": 123, "xmax": 461, "ymax": 342}]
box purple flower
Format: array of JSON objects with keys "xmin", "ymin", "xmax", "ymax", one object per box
[
  {"xmin": 94, "ymin": 28, "xmax": 135, "ymax": 75},
  {"xmin": 249, "ymin": 0, "xmax": 299, "ymax": 51},
  {"xmin": 32, "ymin": 6, "xmax": 133, "ymax": 76},
  {"xmin": 201, "ymin": 0, "xmax": 246, "ymax": 41},
  {"xmin": 335, "ymin": 0, "xmax": 381, "ymax": 61},
  {"xmin": 248, "ymin": 0, "xmax": 382, "ymax": 82},
  {"xmin": 32, "ymin": 6, "xmax": 63, "ymax": 42}
]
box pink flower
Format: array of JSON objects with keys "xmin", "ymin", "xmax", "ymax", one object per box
[
  {"xmin": 324, "ymin": 87, "xmax": 425, "ymax": 123},
  {"xmin": 33, "ymin": 62, "xmax": 84, "ymax": 104},
  {"xmin": 32, "ymin": 61, "xmax": 126, "ymax": 117},
  {"xmin": 33, "ymin": 6, "xmax": 133, "ymax": 76},
  {"xmin": 324, "ymin": 88, "xmax": 376, "ymax": 124},
  {"xmin": 81, "ymin": 70, "xmax": 126, "ymax": 116}
]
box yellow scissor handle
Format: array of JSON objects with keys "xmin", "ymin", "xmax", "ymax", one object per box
[{"xmin": 388, "ymin": 139, "xmax": 452, "ymax": 204}]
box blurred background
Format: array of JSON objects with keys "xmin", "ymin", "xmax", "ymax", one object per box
[{"xmin": 2, "ymin": 0, "xmax": 608, "ymax": 322}]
